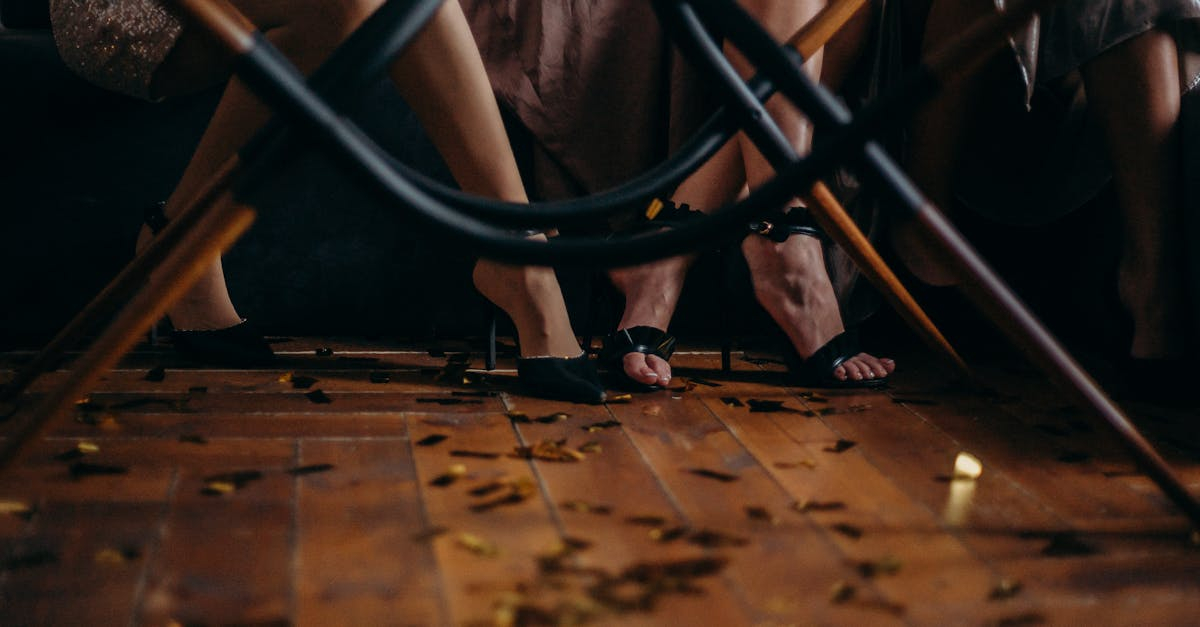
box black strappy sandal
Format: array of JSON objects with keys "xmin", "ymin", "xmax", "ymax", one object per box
[
  {"xmin": 599, "ymin": 326, "xmax": 678, "ymax": 391},
  {"xmin": 747, "ymin": 206, "xmax": 885, "ymax": 389},
  {"xmin": 143, "ymin": 202, "xmax": 276, "ymax": 367}
]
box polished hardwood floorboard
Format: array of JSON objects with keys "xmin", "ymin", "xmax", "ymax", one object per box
[{"xmin": 1, "ymin": 338, "xmax": 1198, "ymax": 626}]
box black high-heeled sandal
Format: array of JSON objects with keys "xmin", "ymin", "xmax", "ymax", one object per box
[
  {"xmin": 746, "ymin": 206, "xmax": 885, "ymax": 389},
  {"xmin": 143, "ymin": 202, "xmax": 275, "ymax": 367}
]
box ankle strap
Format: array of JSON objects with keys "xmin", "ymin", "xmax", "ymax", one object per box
[
  {"xmin": 144, "ymin": 202, "xmax": 169, "ymax": 235},
  {"xmin": 748, "ymin": 206, "xmax": 827, "ymax": 243}
]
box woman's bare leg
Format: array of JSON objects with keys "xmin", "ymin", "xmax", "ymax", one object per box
[
  {"xmin": 607, "ymin": 137, "xmax": 747, "ymax": 386},
  {"xmin": 891, "ymin": 0, "xmax": 990, "ymax": 286},
  {"xmin": 1081, "ymin": 29, "xmax": 1186, "ymax": 360},
  {"xmin": 147, "ymin": 0, "xmax": 581, "ymax": 357},
  {"xmin": 733, "ymin": 0, "xmax": 893, "ymax": 382}
]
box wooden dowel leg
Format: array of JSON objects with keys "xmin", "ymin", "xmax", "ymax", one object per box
[
  {"xmin": 0, "ymin": 192, "xmax": 255, "ymax": 472},
  {"xmin": 804, "ymin": 182, "xmax": 968, "ymax": 373},
  {"xmin": 0, "ymin": 157, "xmax": 241, "ymax": 403}
]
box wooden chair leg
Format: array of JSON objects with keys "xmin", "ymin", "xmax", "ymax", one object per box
[
  {"xmin": 805, "ymin": 182, "xmax": 968, "ymax": 373},
  {"xmin": 0, "ymin": 192, "xmax": 256, "ymax": 472},
  {"xmin": 0, "ymin": 158, "xmax": 241, "ymax": 404}
]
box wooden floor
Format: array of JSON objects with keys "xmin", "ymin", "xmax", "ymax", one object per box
[{"xmin": 1, "ymin": 338, "xmax": 1198, "ymax": 626}]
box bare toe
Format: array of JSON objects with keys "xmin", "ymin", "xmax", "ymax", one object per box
[
  {"xmin": 622, "ymin": 353, "xmax": 661, "ymax": 386},
  {"xmin": 856, "ymin": 354, "xmax": 890, "ymax": 379},
  {"xmin": 841, "ymin": 359, "xmax": 867, "ymax": 381},
  {"xmin": 646, "ymin": 354, "xmax": 673, "ymax": 386}
]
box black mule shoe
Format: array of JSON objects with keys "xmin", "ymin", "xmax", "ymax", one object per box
[
  {"xmin": 143, "ymin": 202, "xmax": 275, "ymax": 367},
  {"xmin": 781, "ymin": 329, "xmax": 886, "ymax": 389},
  {"xmin": 599, "ymin": 326, "xmax": 677, "ymax": 391},
  {"xmin": 516, "ymin": 353, "xmax": 607, "ymax": 404},
  {"xmin": 172, "ymin": 320, "xmax": 276, "ymax": 367}
]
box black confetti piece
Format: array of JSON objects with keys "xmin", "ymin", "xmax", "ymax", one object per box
[
  {"xmin": 745, "ymin": 506, "xmax": 778, "ymax": 524},
  {"xmin": 203, "ymin": 470, "xmax": 263, "ymax": 490},
  {"xmin": 720, "ymin": 397, "xmax": 744, "ymax": 407},
  {"xmin": 535, "ymin": 412, "xmax": 570, "ymax": 424},
  {"xmin": 802, "ymin": 407, "xmax": 840, "ymax": 417},
  {"xmin": 792, "ymin": 500, "xmax": 846, "ymax": 512},
  {"xmin": 687, "ymin": 529, "xmax": 749, "ymax": 548},
  {"xmin": 989, "ymin": 579, "xmax": 1023, "ymax": 600},
  {"xmin": 291, "ymin": 375, "xmax": 318, "ymax": 389},
  {"xmin": 315, "ymin": 347, "xmax": 334, "ymax": 356},
  {"xmin": 650, "ymin": 526, "xmax": 689, "ymax": 543},
  {"xmin": 506, "ymin": 411, "xmax": 532, "ymax": 423},
  {"xmin": 747, "ymin": 399, "xmax": 789, "ymax": 413},
  {"xmin": 53, "ymin": 448, "xmax": 86, "ymax": 462},
  {"xmin": 824, "ymin": 439, "xmax": 857, "ymax": 453},
  {"xmin": 688, "ymin": 468, "xmax": 738, "ymax": 482},
  {"xmin": 989, "ymin": 613, "xmax": 1046, "ymax": 627},
  {"xmin": 1039, "ymin": 533, "xmax": 1098, "ymax": 557},
  {"xmin": 450, "ymin": 450, "xmax": 502, "ymax": 459},
  {"xmin": 856, "ymin": 556, "xmax": 902, "ymax": 578},
  {"xmin": 411, "ymin": 526, "xmax": 450, "ymax": 542},
  {"xmin": 830, "ymin": 523, "xmax": 863, "ymax": 539},
  {"xmin": 469, "ymin": 481, "xmax": 506, "ymax": 497},
  {"xmin": 69, "ymin": 462, "xmax": 128, "ymax": 479},
  {"xmin": 626, "ymin": 515, "xmax": 669, "ymax": 527},
  {"xmin": 287, "ymin": 463, "xmax": 334, "ymax": 475},
  {"xmin": 305, "ymin": 390, "xmax": 332, "ymax": 404},
  {"xmin": 416, "ymin": 434, "xmax": 449, "ymax": 447},
  {"xmin": 582, "ymin": 420, "xmax": 622, "ymax": 432},
  {"xmin": 3, "ymin": 549, "xmax": 57, "ymax": 571},
  {"xmin": 179, "ymin": 433, "xmax": 209, "ymax": 445},
  {"xmin": 368, "ymin": 371, "xmax": 391, "ymax": 384},
  {"xmin": 144, "ymin": 366, "xmax": 166, "ymax": 382}
]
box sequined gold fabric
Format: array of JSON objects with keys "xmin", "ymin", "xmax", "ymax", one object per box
[{"xmin": 49, "ymin": 0, "xmax": 184, "ymax": 100}]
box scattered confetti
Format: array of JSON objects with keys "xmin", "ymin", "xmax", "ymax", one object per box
[
  {"xmin": 856, "ymin": 555, "xmax": 903, "ymax": 578},
  {"xmin": 368, "ymin": 371, "xmax": 391, "ymax": 384},
  {"xmin": 456, "ymin": 532, "xmax": 499, "ymax": 557},
  {"xmin": 989, "ymin": 579, "xmax": 1023, "ymax": 600},
  {"xmin": 953, "ymin": 452, "xmax": 983, "ymax": 480},
  {"xmin": 830, "ymin": 523, "xmax": 864, "ymax": 539},
  {"xmin": 1039, "ymin": 533, "xmax": 1097, "ymax": 557},
  {"xmin": 469, "ymin": 477, "xmax": 536, "ymax": 512},
  {"xmin": 201, "ymin": 470, "xmax": 262, "ymax": 495},
  {"xmin": 745, "ymin": 506, "xmax": 779, "ymax": 525},
  {"xmin": 449, "ymin": 450, "xmax": 501, "ymax": 459},
  {"xmin": 429, "ymin": 464, "xmax": 468, "ymax": 487},
  {"xmin": 290, "ymin": 375, "xmax": 318, "ymax": 389},
  {"xmin": 829, "ymin": 580, "xmax": 856, "ymax": 603},
  {"xmin": 688, "ymin": 468, "xmax": 738, "ymax": 482},
  {"xmin": 144, "ymin": 366, "xmax": 166, "ymax": 382},
  {"xmin": 0, "ymin": 501, "xmax": 33, "ymax": 520},
  {"xmin": 823, "ymin": 439, "xmax": 857, "ymax": 453},
  {"xmin": 792, "ymin": 499, "xmax": 846, "ymax": 513},
  {"xmin": 69, "ymin": 462, "xmax": 128, "ymax": 479},
  {"xmin": 286, "ymin": 463, "xmax": 334, "ymax": 476},
  {"xmin": 512, "ymin": 440, "xmax": 586, "ymax": 462},
  {"xmin": 582, "ymin": 420, "xmax": 622, "ymax": 433},
  {"xmin": 305, "ymin": 389, "xmax": 332, "ymax": 404},
  {"xmin": 560, "ymin": 501, "xmax": 612, "ymax": 515},
  {"xmin": 416, "ymin": 434, "xmax": 449, "ymax": 447}
]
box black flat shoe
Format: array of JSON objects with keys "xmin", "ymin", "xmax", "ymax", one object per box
[
  {"xmin": 599, "ymin": 326, "xmax": 677, "ymax": 391},
  {"xmin": 516, "ymin": 353, "xmax": 607, "ymax": 404},
  {"xmin": 171, "ymin": 320, "xmax": 276, "ymax": 367}
]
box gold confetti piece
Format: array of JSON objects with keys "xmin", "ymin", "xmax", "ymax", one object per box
[
  {"xmin": 644, "ymin": 198, "xmax": 664, "ymax": 220},
  {"xmin": 606, "ymin": 393, "xmax": 633, "ymax": 404},
  {"xmin": 856, "ymin": 555, "xmax": 903, "ymax": 578},
  {"xmin": 77, "ymin": 442, "xmax": 100, "ymax": 454},
  {"xmin": 0, "ymin": 500, "xmax": 32, "ymax": 518},
  {"xmin": 205, "ymin": 481, "xmax": 236, "ymax": 494},
  {"xmin": 512, "ymin": 440, "xmax": 586, "ymax": 462},
  {"xmin": 953, "ymin": 452, "xmax": 983, "ymax": 480},
  {"xmin": 469, "ymin": 477, "xmax": 537, "ymax": 512},
  {"xmin": 578, "ymin": 441, "xmax": 602, "ymax": 454},
  {"xmin": 93, "ymin": 547, "xmax": 139, "ymax": 565},
  {"xmin": 745, "ymin": 506, "xmax": 779, "ymax": 525},
  {"xmin": 989, "ymin": 578, "xmax": 1023, "ymax": 600},
  {"xmin": 430, "ymin": 464, "xmax": 467, "ymax": 487},
  {"xmin": 829, "ymin": 580, "xmax": 856, "ymax": 603},
  {"xmin": 456, "ymin": 532, "xmax": 499, "ymax": 557},
  {"xmin": 560, "ymin": 501, "xmax": 613, "ymax": 515},
  {"xmin": 792, "ymin": 499, "xmax": 846, "ymax": 513},
  {"xmin": 277, "ymin": 372, "xmax": 293, "ymax": 383}
]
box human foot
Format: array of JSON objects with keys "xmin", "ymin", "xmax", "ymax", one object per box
[
  {"xmin": 606, "ymin": 252, "xmax": 693, "ymax": 387},
  {"xmin": 1117, "ymin": 257, "xmax": 1188, "ymax": 360},
  {"xmin": 136, "ymin": 211, "xmax": 244, "ymax": 332},
  {"xmin": 472, "ymin": 257, "xmax": 583, "ymax": 359},
  {"xmin": 742, "ymin": 233, "xmax": 895, "ymax": 384}
]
